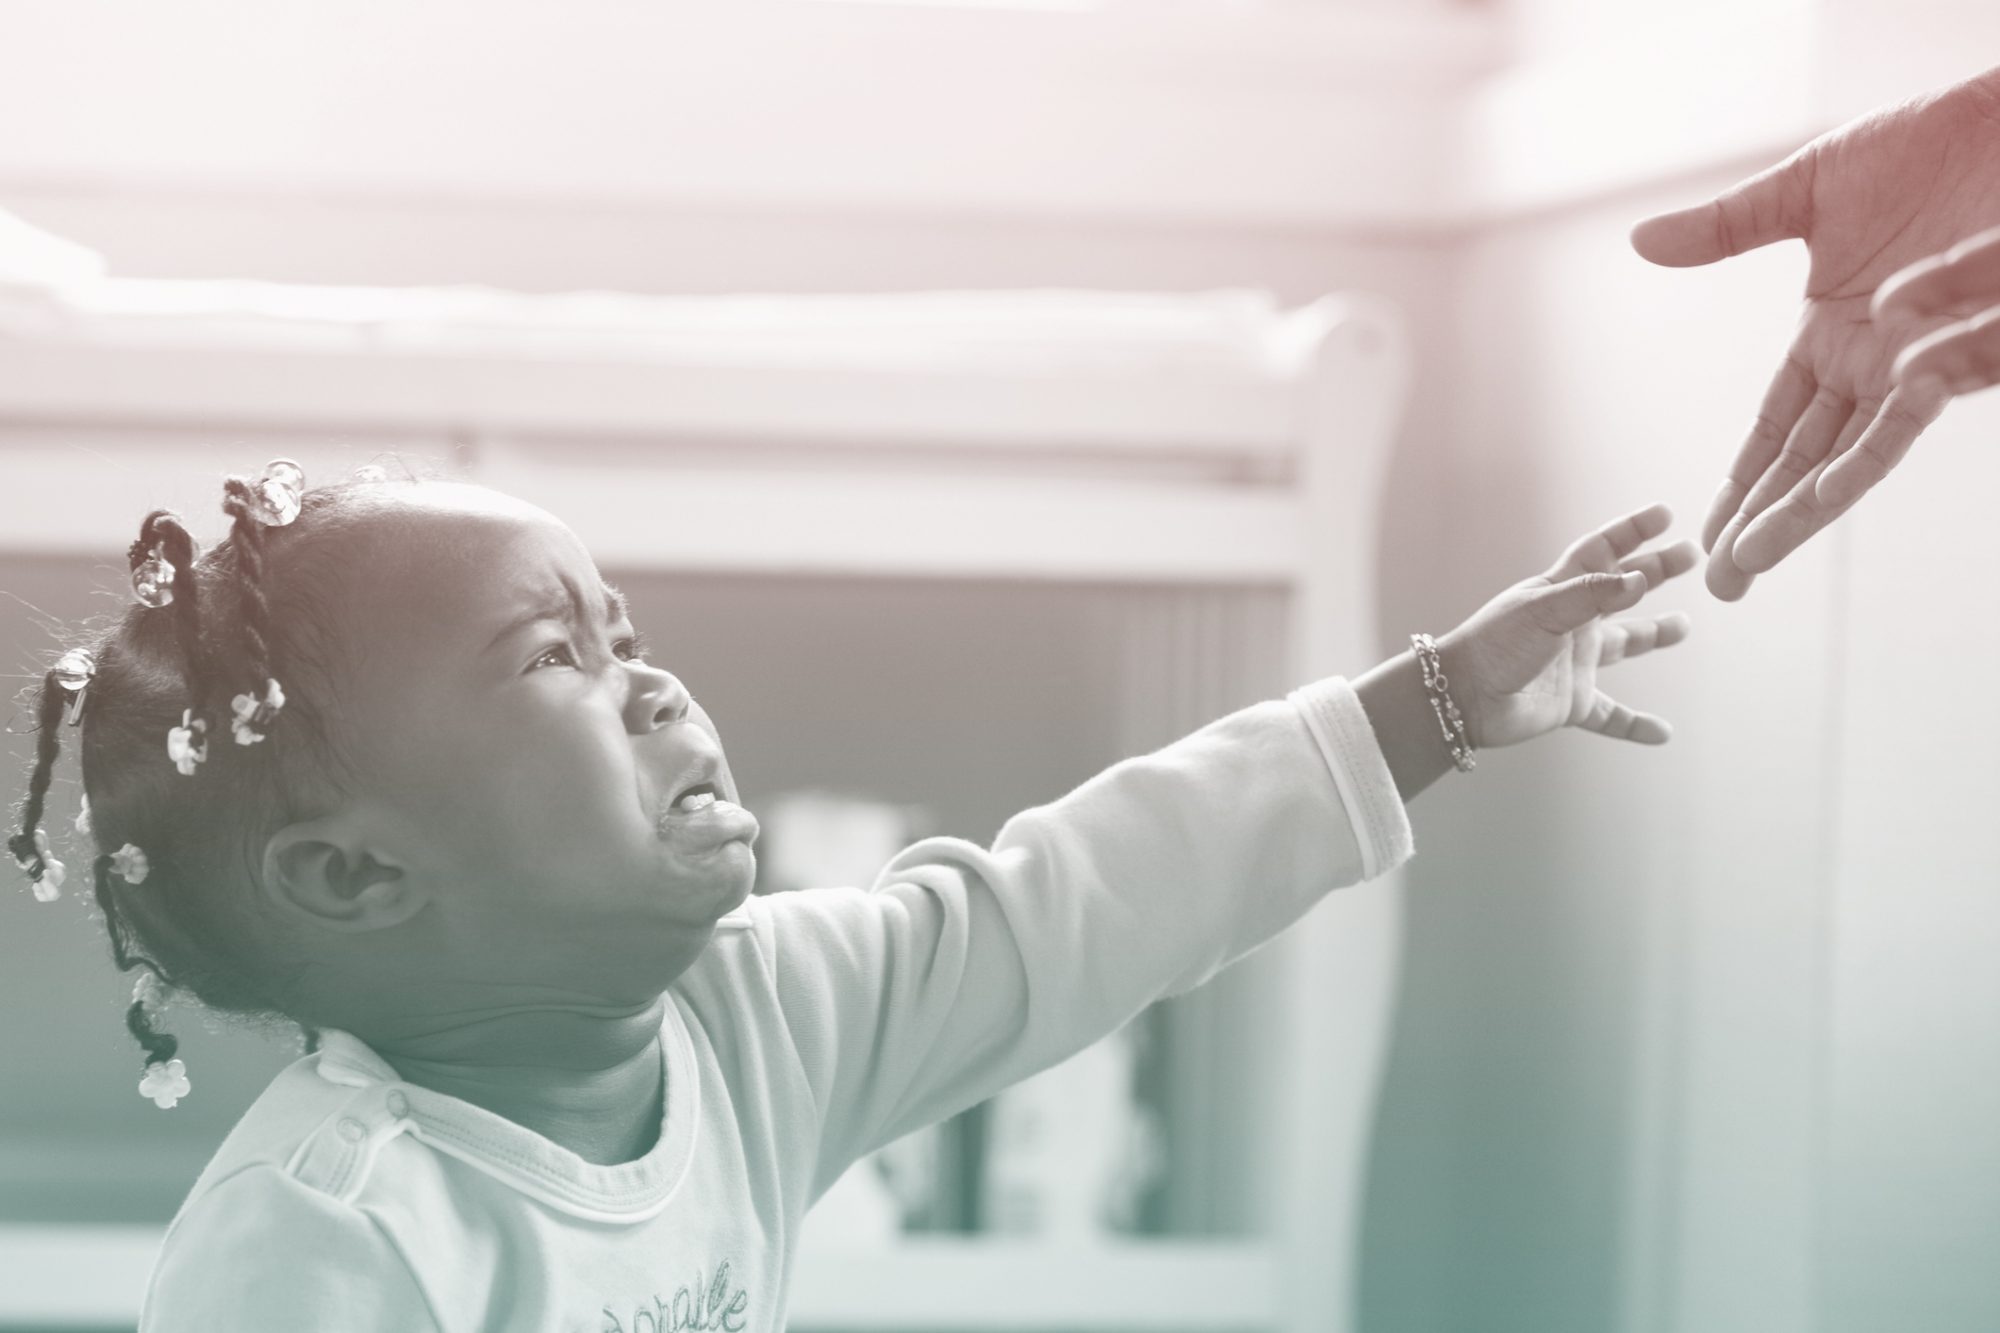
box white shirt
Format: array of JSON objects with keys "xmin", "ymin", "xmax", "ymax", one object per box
[{"xmin": 139, "ymin": 675, "xmax": 1412, "ymax": 1332}]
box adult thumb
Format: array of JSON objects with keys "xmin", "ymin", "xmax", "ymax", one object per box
[{"xmin": 1630, "ymin": 156, "xmax": 1809, "ymax": 267}]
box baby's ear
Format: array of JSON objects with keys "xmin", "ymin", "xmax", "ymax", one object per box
[{"xmin": 261, "ymin": 813, "xmax": 424, "ymax": 934}]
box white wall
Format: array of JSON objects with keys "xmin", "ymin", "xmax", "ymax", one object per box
[
  {"xmin": 1418, "ymin": 112, "xmax": 2000, "ymax": 1333},
  {"xmin": 1825, "ymin": 389, "xmax": 2000, "ymax": 1333},
  {"xmin": 1365, "ymin": 4, "xmax": 2000, "ymax": 1328},
  {"xmin": 1361, "ymin": 176, "xmax": 1848, "ymax": 1333},
  {"xmin": 0, "ymin": 0, "xmax": 1493, "ymax": 228}
]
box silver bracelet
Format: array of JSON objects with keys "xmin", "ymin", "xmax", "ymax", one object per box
[{"xmin": 1410, "ymin": 633, "xmax": 1476, "ymax": 773}]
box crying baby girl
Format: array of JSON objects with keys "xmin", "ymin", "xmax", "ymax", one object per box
[{"xmin": 8, "ymin": 459, "xmax": 1693, "ymax": 1330}]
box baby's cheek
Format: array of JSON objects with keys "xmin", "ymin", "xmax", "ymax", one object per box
[
  {"xmin": 495, "ymin": 741, "xmax": 642, "ymax": 850},
  {"xmin": 408, "ymin": 747, "xmax": 567, "ymax": 864},
  {"xmin": 410, "ymin": 710, "xmax": 642, "ymax": 875}
]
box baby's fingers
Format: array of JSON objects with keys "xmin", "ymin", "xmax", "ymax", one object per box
[
  {"xmin": 1529, "ymin": 569, "xmax": 1648, "ymax": 636},
  {"xmin": 1578, "ymin": 690, "xmax": 1673, "ymax": 744},
  {"xmin": 1548, "ymin": 502, "xmax": 1675, "ymax": 580},
  {"xmin": 1596, "ymin": 612, "xmax": 1692, "ymax": 667},
  {"xmin": 1618, "ymin": 538, "xmax": 1699, "ymax": 590}
]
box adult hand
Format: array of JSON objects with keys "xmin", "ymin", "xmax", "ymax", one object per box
[
  {"xmin": 1630, "ymin": 67, "xmax": 2000, "ymax": 599},
  {"xmin": 1874, "ymin": 223, "xmax": 2000, "ymax": 396},
  {"xmin": 1441, "ymin": 502, "xmax": 1696, "ymax": 748}
]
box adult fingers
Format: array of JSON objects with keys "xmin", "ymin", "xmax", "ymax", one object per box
[
  {"xmin": 1548, "ymin": 502, "xmax": 1674, "ymax": 580},
  {"xmin": 1701, "ymin": 355, "xmax": 1818, "ymax": 553},
  {"xmin": 1721, "ymin": 396, "xmax": 1863, "ymax": 577},
  {"xmin": 1731, "ymin": 382, "xmax": 1944, "ymax": 575},
  {"xmin": 1703, "ymin": 538, "xmax": 1757, "ymax": 603},
  {"xmin": 1732, "ymin": 384, "xmax": 1855, "ymax": 528},
  {"xmin": 1721, "ymin": 396, "xmax": 1870, "ymax": 572},
  {"xmin": 1702, "ymin": 391, "xmax": 1855, "ymax": 595},
  {"xmin": 1630, "ymin": 155, "xmax": 1810, "ymax": 268},
  {"xmin": 1530, "ymin": 570, "xmax": 1648, "ymax": 635},
  {"xmin": 1872, "ymin": 224, "xmax": 2000, "ymax": 323},
  {"xmin": 1889, "ymin": 308, "xmax": 2000, "ymax": 401},
  {"xmin": 1809, "ymin": 382, "xmax": 1949, "ymax": 521},
  {"xmin": 1731, "ymin": 387, "xmax": 1941, "ymax": 572},
  {"xmin": 1577, "ymin": 690, "xmax": 1673, "ymax": 744},
  {"xmin": 1596, "ymin": 612, "xmax": 1693, "ymax": 667},
  {"xmin": 1617, "ymin": 538, "xmax": 1700, "ymax": 591}
]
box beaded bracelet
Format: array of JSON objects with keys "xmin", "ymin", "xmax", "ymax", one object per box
[{"xmin": 1410, "ymin": 633, "xmax": 1476, "ymax": 773}]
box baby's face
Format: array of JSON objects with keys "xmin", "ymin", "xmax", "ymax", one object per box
[{"xmin": 333, "ymin": 484, "xmax": 758, "ymax": 999}]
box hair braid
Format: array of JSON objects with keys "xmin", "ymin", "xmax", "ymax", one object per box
[
  {"xmin": 6, "ymin": 669, "xmax": 65, "ymax": 877},
  {"xmin": 93, "ymin": 856, "xmax": 181, "ymax": 1064},
  {"xmin": 129, "ymin": 510, "xmax": 205, "ymax": 700},
  {"xmin": 220, "ymin": 478, "xmax": 277, "ymax": 703},
  {"xmin": 92, "ymin": 853, "xmax": 179, "ymax": 1068},
  {"xmin": 90, "ymin": 852, "xmax": 165, "ymax": 979},
  {"xmin": 123, "ymin": 989, "xmax": 180, "ymax": 1071}
]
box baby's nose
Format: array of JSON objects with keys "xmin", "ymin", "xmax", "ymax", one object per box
[{"xmin": 630, "ymin": 665, "xmax": 691, "ymax": 730}]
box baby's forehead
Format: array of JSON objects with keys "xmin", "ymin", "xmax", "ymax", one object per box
[
  {"xmin": 370, "ymin": 481, "xmax": 565, "ymax": 543},
  {"xmin": 367, "ymin": 484, "xmax": 587, "ymax": 574},
  {"xmin": 336, "ymin": 487, "xmax": 603, "ymax": 638}
]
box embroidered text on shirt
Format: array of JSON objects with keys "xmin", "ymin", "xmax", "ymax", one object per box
[{"xmin": 601, "ymin": 1259, "xmax": 749, "ymax": 1333}]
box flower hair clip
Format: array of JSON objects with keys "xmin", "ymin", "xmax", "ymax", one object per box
[
  {"xmin": 10, "ymin": 827, "xmax": 66, "ymax": 902},
  {"xmin": 110, "ymin": 843, "xmax": 150, "ymax": 885},
  {"xmin": 166, "ymin": 709, "xmax": 208, "ymax": 776},
  {"xmin": 230, "ymin": 678, "xmax": 286, "ymax": 746},
  {"xmin": 140, "ymin": 1058, "xmax": 191, "ymax": 1110}
]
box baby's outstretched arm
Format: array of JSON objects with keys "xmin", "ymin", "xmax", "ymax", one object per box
[
  {"xmin": 748, "ymin": 504, "xmax": 1693, "ymax": 1200},
  {"xmin": 1356, "ymin": 500, "xmax": 1695, "ymax": 801}
]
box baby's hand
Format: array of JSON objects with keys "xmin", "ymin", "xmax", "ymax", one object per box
[{"xmin": 1440, "ymin": 503, "xmax": 1696, "ymax": 748}]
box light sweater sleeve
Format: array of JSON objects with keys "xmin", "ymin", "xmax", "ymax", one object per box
[
  {"xmin": 140, "ymin": 1165, "xmax": 439, "ymax": 1333},
  {"xmin": 765, "ymin": 674, "xmax": 1413, "ymax": 1199}
]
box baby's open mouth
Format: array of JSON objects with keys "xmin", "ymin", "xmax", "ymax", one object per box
[
  {"xmin": 667, "ymin": 782, "xmax": 718, "ymax": 814},
  {"xmin": 656, "ymin": 783, "xmax": 759, "ymax": 848}
]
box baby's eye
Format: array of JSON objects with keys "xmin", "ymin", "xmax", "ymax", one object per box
[
  {"xmin": 527, "ymin": 633, "xmax": 649, "ymax": 672},
  {"xmin": 528, "ymin": 642, "xmax": 580, "ymax": 672}
]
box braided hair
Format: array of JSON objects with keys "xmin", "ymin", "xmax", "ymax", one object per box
[
  {"xmin": 8, "ymin": 460, "xmax": 417, "ymax": 1096},
  {"xmin": 4, "ymin": 663, "xmax": 64, "ymax": 884},
  {"xmin": 220, "ymin": 478, "xmax": 280, "ymax": 717}
]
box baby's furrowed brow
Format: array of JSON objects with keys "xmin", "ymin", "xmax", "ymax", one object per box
[
  {"xmin": 601, "ymin": 583, "xmax": 630, "ymax": 625},
  {"xmin": 483, "ymin": 581, "xmax": 628, "ymax": 654},
  {"xmin": 485, "ymin": 598, "xmax": 575, "ymax": 652}
]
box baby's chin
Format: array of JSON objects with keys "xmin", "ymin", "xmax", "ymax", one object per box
[{"xmin": 657, "ymin": 840, "xmax": 757, "ymax": 919}]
